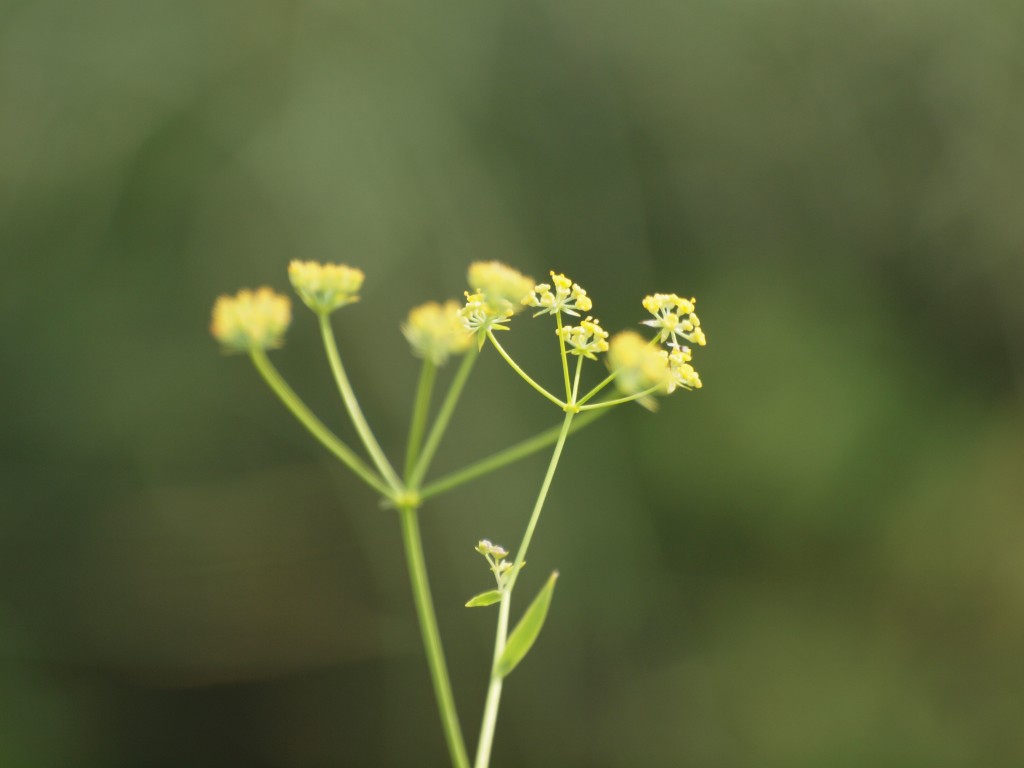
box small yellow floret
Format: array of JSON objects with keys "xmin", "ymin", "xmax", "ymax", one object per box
[
  {"xmin": 666, "ymin": 346, "xmax": 702, "ymax": 392},
  {"xmin": 288, "ymin": 260, "xmax": 364, "ymax": 314},
  {"xmin": 210, "ymin": 287, "xmax": 291, "ymax": 352},
  {"xmin": 525, "ymin": 271, "xmax": 593, "ymax": 316},
  {"xmin": 403, "ymin": 300, "xmax": 473, "ymax": 366},
  {"xmin": 642, "ymin": 292, "xmax": 706, "ymax": 347},
  {"xmin": 557, "ymin": 316, "xmax": 610, "ymax": 360}
]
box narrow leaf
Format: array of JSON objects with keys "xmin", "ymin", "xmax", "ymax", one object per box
[
  {"xmin": 495, "ymin": 571, "xmax": 559, "ymax": 678},
  {"xmin": 465, "ymin": 589, "xmax": 503, "ymax": 608}
]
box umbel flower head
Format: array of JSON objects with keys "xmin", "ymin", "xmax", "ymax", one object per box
[
  {"xmin": 525, "ymin": 271, "xmax": 593, "ymax": 317},
  {"xmin": 288, "ymin": 260, "xmax": 364, "ymax": 314},
  {"xmin": 666, "ymin": 346, "xmax": 702, "ymax": 391},
  {"xmin": 403, "ymin": 300, "xmax": 474, "ymax": 366},
  {"xmin": 642, "ymin": 293, "xmax": 706, "ymax": 348},
  {"xmin": 210, "ymin": 287, "xmax": 291, "ymax": 352},
  {"xmin": 459, "ymin": 261, "xmax": 534, "ymax": 333},
  {"xmin": 557, "ymin": 316, "xmax": 609, "ymax": 360}
]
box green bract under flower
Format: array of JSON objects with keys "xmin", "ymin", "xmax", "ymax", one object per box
[
  {"xmin": 210, "ymin": 287, "xmax": 291, "ymax": 352},
  {"xmin": 289, "ymin": 260, "xmax": 365, "ymax": 314},
  {"xmin": 403, "ymin": 300, "xmax": 474, "ymax": 366}
]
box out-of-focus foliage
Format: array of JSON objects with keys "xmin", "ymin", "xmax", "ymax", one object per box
[{"xmin": 2, "ymin": 0, "xmax": 1023, "ymax": 765}]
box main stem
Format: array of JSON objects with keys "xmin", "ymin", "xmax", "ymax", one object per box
[
  {"xmin": 399, "ymin": 504, "xmax": 471, "ymax": 768},
  {"xmin": 474, "ymin": 410, "xmax": 575, "ymax": 768}
]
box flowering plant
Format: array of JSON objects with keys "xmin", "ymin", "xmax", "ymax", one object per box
[{"xmin": 211, "ymin": 260, "xmax": 707, "ymax": 767}]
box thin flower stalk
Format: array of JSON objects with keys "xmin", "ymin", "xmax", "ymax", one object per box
[
  {"xmin": 320, "ymin": 313, "xmax": 404, "ymax": 493},
  {"xmin": 248, "ymin": 348, "xmax": 392, "ymax": 498}
]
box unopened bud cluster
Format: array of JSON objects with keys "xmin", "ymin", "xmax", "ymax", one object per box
[
  {"xmin": 403, "ymin": 301, "xmax": 473, "ymax": 366},
  {"xmin": 476, "ymin": 539, "xmax": 516, "ymax": 589},
  {"xmin": 210, "ymin": 287, "xmax": 292, "ymax": 352},
  {"xmin": 289, "ymin": 260, "xmax": 365, "ymax": 314}
]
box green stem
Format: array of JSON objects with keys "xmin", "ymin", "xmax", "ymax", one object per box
[
  {"xmin": 319, "ymin": 314, "xmax": 403, "ymax": 492},
  {"xmin": 486, "ymin": 330, "xmax": 565, "ymax": 409},
  {"xmin": 556, "ymin": 312, "xmax": 572, "ymax": 401},
  {"xmin": 578, "ymin": 383, "xmax": 663, "ymax": 411},
  {"xmin": 399, "ymin": 505, "xmax": 471, "ymax": 768},
  {"xmin": 508, "ymin": 411, "xmax": 573, "ymax": 586},
  {"xmin": 577, "ymin": 336, "xmax": 661, "ymax": 406},
  {"xmin": 474, "ymin": 411, "xmax": 575, "ymax": 768},
  {"xmin": 474, "ymin": 590, "xmax": 511, "ymax": 768},
  {"xmin": 576, "ymin": 368, "xmax": 619, "ymax": 407},
  {"xmin": 571, "ymin": 354, "xmax": 584, "ymax": 403},
  {"xmin": 409, "ymin": 346, "xmax": 479, "ymax": 489},
  {"xmin": 248, "ymin": 349, "xmax": 392, "ymax": 498},
  {"xmin": 405, "ymin": 360, "xmax": 437, "ymax": 480},
  {"xmin": 419, "ymin": 409, "xmax": 607, "ymax": 501}
]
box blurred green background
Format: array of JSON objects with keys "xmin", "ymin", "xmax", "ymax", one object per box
[{"xmin": 3, "ymin": 0, "xmax": 1023, "ymax": 765}]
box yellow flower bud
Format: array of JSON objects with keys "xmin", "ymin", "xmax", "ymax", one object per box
[
  {"xmin": 467, "ymin": 261, "xmax": 534, "ymax": 315},
  {"xmin": 403, "ymin": 300, "xmax": 473, "ymax": 365},
  {"xmin": 288, "ymin": 260, "xmax": 364, "ymax": 314},
  {"xmin": 210, "ymin": 287, "xmax": 291, "ymax": 352},
  {"xmin": 607, "ymin": 331, "xmax": 672, "ymax": 408}
]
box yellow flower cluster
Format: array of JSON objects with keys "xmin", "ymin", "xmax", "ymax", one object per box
[
  {"xmin": 525, "ymin": 272, "xmax": 593, "ymax": 317},
  {"xmin": 641, "ymin": 293, "xmax": 706, "ymax": 348},
  {"xmin": 288, "ymin": 260, "xmax": 364, "ymax": 314},
  {"xmin": 403, "ymin": 300, "xmax": 473, "ymax": 366},
  {"xmin": 459, "ymin": 261, "xmax": 534, "ymax": 333},
  {"xmin": 607, "ymin": 292, "xmax": 707, "ymax": 409},
  {"xmin": 666, "ymin": 346, "xmax": 702, "ymax": 392},
  {"xmin": 210, "ymin": 287, "xmax": 291, "ymax": 352},
  {"xmin": 557, "ymin": 316, "xmax": 609, "ymax": 360},
  {"xmin": 468, "ymin": 261, "xmax": 535, "ymax": 314}
]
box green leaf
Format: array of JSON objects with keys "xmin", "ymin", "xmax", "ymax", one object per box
[
  {"xmin": 495, "ymin": 571, "xmax": 559, "ymax": 678},
  {"xmin": 465, "ymin": 589, "xmax": 503, "ymax": 608}
]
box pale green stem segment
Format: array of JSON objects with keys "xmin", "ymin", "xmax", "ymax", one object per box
[
  {"xmin": 475, "ymin": 586, "xmax": 512, "ymax": 768},
  {"xmin": 474, "ymin": 410, "xmax": 575, "ymax": 768},
  {"xmin": 419, "ymin": 409, "xmax": 607, "ymax": 501},
  {"xmin": 486, "ymin": 330, "xmax": 565, "ymax": 409},
  {"xmin": 577, "ymin": 334, "xmax": 663, "ymax": 407},
  {"xmin": 409, "ymin": 346, "xmax": 479, "ymax": 489},
  {"xmin": 248, "ymin": 349, "xmax": 392, "ymax": 498},
  {"xmin": 571, "ymin": 354, "xmax": 584, "ymax": 403},
  {"xmin": 399, "ymin": 505, "xmax": 471, "ymax": 768},
  {"xmin": 405, "ymin": 360, "xmax": 437, "ymax": 480},
  {"xmin": 319, "ymin": 313, "xmax": 404, "ymax": 492},
  {"xmin": 556, "ymin": 312, "xmax": 572, "ymax": 401},
  {"xmin": 578, "ymin": 382, "xmax": 664, "ymax": 411},
  {"xmin": 576, "ymin": 367, "xmax": 619, "ymax": 407}
]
